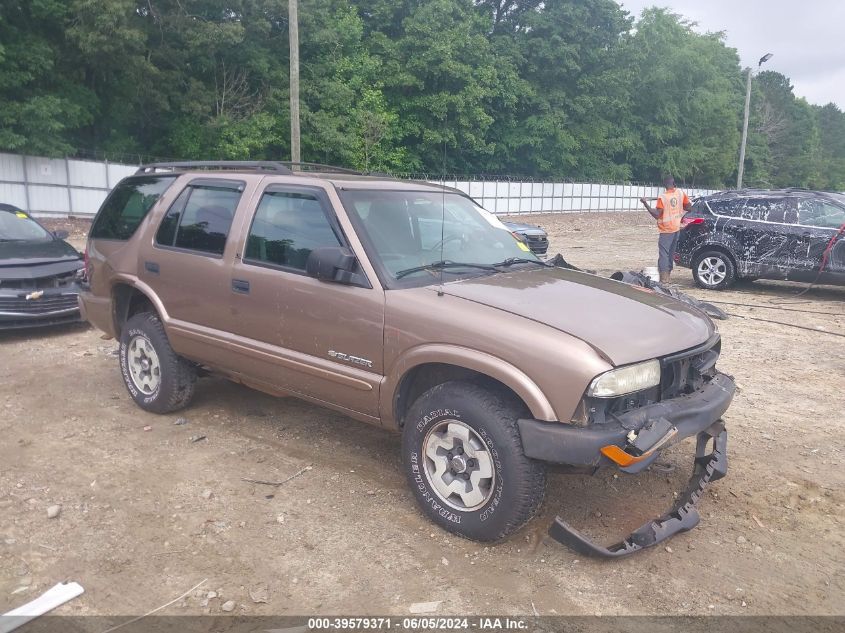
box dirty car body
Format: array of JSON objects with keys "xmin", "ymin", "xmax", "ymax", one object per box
[
  {"xmin": 0, "ymin": 204, "xmax": 83, "ymax": 330},
  {"xmin": 79, "ymin": 162, "xmax": 735, "ymax": 557},
  {"xmin": 677, "ymin": 189, "xmax": 845, "ymax": 290}
]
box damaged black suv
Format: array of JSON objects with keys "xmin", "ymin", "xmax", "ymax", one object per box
[{"xmin": 676, "ymin": 189, "xmax": 845, "ymax": 290}]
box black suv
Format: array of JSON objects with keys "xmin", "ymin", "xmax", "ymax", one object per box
[{"xmin": 676, "ymin": 189, "xmax": 845, "ymax": 290}]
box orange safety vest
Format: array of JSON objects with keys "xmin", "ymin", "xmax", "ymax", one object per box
[{"xmin": 657, "ymin": 189, "xmax": 685, "ymax": 233}]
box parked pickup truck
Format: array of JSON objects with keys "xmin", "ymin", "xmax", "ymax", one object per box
[{"xmin": 79, "ymin": 161, "xmax": 734, "ymax": 557}]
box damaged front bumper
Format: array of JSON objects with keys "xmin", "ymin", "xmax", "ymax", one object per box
[
  {"xmin": 550, "ymin": 422, "xmax": 727, "ymax": 557},
  {"xmin": 518, "ymin": 371, "xmax": 735, "ymax": 557}
]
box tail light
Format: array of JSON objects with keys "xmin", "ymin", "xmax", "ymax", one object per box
[
  {"xmin": 681, "ymin": 217, "xmax": 705, "ymax": 228},
  {"xmin": 82, "ymin": 246, "xmax": 91, "ymax": 283}
]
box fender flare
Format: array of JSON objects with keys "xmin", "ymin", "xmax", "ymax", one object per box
[
  {"xmin": 110, "ymin": 275, "xmax": 170, "ymax": 334},
  {"xmin": 382, "ymin": 344, "xmax": 558, "ymax": 426}
]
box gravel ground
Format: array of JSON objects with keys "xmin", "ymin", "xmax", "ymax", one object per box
[{"xmin": 1, "ymin": 212, "xmax": 843, "ymax": 618}]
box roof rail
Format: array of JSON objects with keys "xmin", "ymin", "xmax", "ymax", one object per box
[
  {"xmin": 135, "ymin": 161, "xmax": 294, "ymax": 175},
  {"xmin": 280, "ymin": 162, "xmax": 362, "ymax": 175}
]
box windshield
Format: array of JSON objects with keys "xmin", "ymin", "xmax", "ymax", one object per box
[
  {"xmin": 341, "ymin": 190, "xmax": 539, "ymax": 284},
  {"xmin": 0, "ymin": 208, "xmax": 52, "ymax": 242}
]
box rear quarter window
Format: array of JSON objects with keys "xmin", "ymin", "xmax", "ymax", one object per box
[
  {"xmin": 90, "ymin": 175, "xmax": 177, "ymax": 240},
  {"xmin": 707, "ymin": 198, "xmax": 746, "ymax": 218}
]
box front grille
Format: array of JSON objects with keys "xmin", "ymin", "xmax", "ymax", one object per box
[
  {"xmin": 524, "ymin": 234, "xmax": 549, "ymax": 255},
  {"xmin": 660, "ymin": 335, "xmax": 721, "ymax": 399},
  {"xmin": 0, "ymin": 293, "xmax": 79, "ymax": 315},
  {"xmin": 0, "ymin": 270, "xmax": 78, "ymax": 290}
]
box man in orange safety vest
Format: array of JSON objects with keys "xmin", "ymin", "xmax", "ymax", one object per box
[{"xmin": 639, "ymin": 175, "xmax": 692, "ymax": 284}]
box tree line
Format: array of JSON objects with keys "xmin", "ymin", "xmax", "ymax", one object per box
[{"xmin": 1, "ymin": 0, "xmax": 844, "ymax": 189}]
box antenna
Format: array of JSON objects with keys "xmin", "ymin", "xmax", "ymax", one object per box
[{"xmin": 437, "ymin": 120, "xmax": 447, "ymax": 297}]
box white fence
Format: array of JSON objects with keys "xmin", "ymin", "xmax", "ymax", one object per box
[
  {"xmin": 432, "ymin": 179, "xmax": 716, "ymax": 215},
  {"xmin": 0, "ymin": 152, "xmax": 717, "ymax": 218},
  {"xmin": 0, "ymin": 153, "xmax": 137, "ymax": 218}
]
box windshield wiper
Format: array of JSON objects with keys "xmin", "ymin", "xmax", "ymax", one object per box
[
  {"xmin": 394, "ymin": 260, "xmax": 500, "ymax": 279},
  {"xmin": 492, "ymin": 257, "xmax": 551, "ymax": 268}
]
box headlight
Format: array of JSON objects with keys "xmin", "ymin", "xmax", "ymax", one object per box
[{"xmin": 587, "ymin": 359, "xmax": 661, "ymax": 398}]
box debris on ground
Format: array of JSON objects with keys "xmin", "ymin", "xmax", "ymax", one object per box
[
  {"xmin": 241, "ymin": 464, "xmax": 313, "ymax": 487},
  {"xmin": 46, "ymin": 505, "xmax": 61, "ymax": 519},
  {"xmin": 249, "ymin": 586, "xmax": 269, "ymax": 604},
  {"xmin": 174, "ymin": 418, "xmax": 188, "ymax": 426},
  {"xmin": 408, "ymin": 601, "xmax": 442, "ymax": 614},
  {"xmin": 221, "ymin": 600, "xmax": 236, "ymax": 612},
  {"xmin": 2, "ymin": 581, "xmax": 84, "ymax": 631}
]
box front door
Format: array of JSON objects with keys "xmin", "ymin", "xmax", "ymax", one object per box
[
  {"xmin": 227, "ymin": 184, "xmax": 384, "ymax": 418},
  {"xmin": 795, "ymin": 197, "xmax": 845, "ymax": 278}
]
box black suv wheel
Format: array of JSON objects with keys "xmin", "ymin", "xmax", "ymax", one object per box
[
  {"xmin": 119, "ymin": 312, "xmax": 197, "ymax": 413},
  {"xmin": 401, "ymin": 381, "xmax": 547, "ymax": 542},
  {"xmin": 692, "ymin": 249, "xmax": 736, "ymax": 290}
]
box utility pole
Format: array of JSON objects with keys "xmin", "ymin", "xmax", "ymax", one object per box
[
  {"xmin": 289, "ymin": 0, "xmax": 301, "ymax": 165},
  {"xmin": 737, "ymin": 53, "xmax": 773, "ymax": 189},
  {"xmin": 736, "ymin": 67, "xmax": 752, "ymax": 190}
]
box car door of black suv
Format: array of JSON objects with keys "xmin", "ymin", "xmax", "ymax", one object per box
[{"xmin": 795, "ymin": 196, "xmax": 845, "ymax": 281}]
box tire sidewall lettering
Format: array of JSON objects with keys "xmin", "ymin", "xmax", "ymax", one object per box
[{"xmin": 409, "ymin": 408, "xmax": 506, "ymax": 525}]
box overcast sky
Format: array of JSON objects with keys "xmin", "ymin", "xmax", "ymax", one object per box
[{"xmin": 618, "ymin": 0, "xmax": 845, "ymax": 109}]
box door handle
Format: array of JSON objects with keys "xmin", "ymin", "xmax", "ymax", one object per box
[
  {"xmin": 144, "ymin": 261, "xmax": 160, "ymax": 275},
  {"xmin": 232, "ymin": 279, "xmax": 250, "ymax": 294}
]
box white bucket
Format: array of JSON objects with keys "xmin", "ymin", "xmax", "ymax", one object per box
[{"xmin": 643, "ymin": 266, "xmax": 660, "ymax": 283}]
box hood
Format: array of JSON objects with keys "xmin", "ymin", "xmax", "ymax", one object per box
[
  {"xmin": 0, "ymin": 239, "xmax": 82, "ymax": 280},
  {"xmin": 439, "ymin": 267, "xmax": 714, "ymax": 366}
]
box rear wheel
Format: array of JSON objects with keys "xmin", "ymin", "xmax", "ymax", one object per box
[
  {"xmin": 119, "ymin": 312, "xmax": 196, "ymax": 413},
  {"xmin": 692, "ymin": 249, "xmax": 736, "ymax": 290},
  {"xmin": 401, "ymin": 381, "xmax": 547, "ymax": 542}
]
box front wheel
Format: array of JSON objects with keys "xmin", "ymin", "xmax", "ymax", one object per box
[
  {"xmin": 119, "ymin": 312, "xmax": 196, "ymax": 413},
  {"xmin": 692, "ymin": 249, "xmax": 736, "ymax": 290},
  {"xmin": 401, "ymin": 381, "xmax": 547, "ymax": 542}
]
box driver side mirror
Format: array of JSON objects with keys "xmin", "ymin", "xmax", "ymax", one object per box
[
  {"xmin": 306, "ymin": 246, "xmax": 364, "ymax": 285},
  {"xmin": 53, "ymin": 230, "xmax": 70, "ymax": 240}
]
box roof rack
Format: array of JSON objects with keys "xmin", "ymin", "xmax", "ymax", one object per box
[
  {"xmin": 135, "ymin": 161, "xmax": 294, "ymax": 175},
  {"xmin": 280, "ymin": 162, "xmax": 362, "ymax": 175}
]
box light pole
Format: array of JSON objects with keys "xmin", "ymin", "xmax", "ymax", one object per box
[
  {"xmin": 289, "ymin": 0, "xmax": 301, "ymax": 165},
  {"xmin": 737, "ymin": 53, "xmax": 773, "ymax": 189}
]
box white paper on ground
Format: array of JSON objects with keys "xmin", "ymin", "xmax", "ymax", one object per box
[{"xmin": 0, "ymin": 581, "xmax": 84, "ymax": 633}]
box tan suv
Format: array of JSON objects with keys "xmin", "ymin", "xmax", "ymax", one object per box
[{"xmin": 79, "ymin": 161, "xmax": 735, "ymax": 557}]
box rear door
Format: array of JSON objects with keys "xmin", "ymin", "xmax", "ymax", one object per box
[
  {"xmin": 226, "ymin": 183, "xmax": 384, "ymax": 418},
  {"xmin": 137, "ymin": 177, "xmax": 251, "ymax": 366},
  {"xmin": 740, "ymin": 197, "xmax": 804, "ymax": 273}
]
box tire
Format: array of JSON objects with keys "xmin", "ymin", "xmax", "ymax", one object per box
[
  {"xmin": 401, "ymin": 381, "xmax": 547, "ymax": 543},
  {"xmin": 692, "ymin": 249, "xmax": 737, "ymax": 290},
  {"xmin": 119, "ymin": 311, "xmax": 196, "ymax": 413}
]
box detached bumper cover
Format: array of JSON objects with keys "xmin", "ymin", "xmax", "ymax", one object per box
[{"xmin": 549, "ymin": 421, "xmax": 727, "ymax": 557}]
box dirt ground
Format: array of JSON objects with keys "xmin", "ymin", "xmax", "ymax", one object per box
[{"xmin": 2, "ymin": 213, "xmax": 843, "ymax": 618}]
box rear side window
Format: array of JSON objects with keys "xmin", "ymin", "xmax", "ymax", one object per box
[
  {"xmin": 244, "ymin": 190, "xmax": 341, "ymax": 271},
  {"xmin": 707, "ymin": 198, "xmax": 746, "ymax": 217},
  {"xmin": 155, "ymin": 180, "xmax": 243, "ymax": 255},
  {"xmin": 90, "ymin": 176, "xmax": 176, "ymax": 240},
  {"xmin": 740, "ymin": 198, "xmax": 771, "ymax": 221}
]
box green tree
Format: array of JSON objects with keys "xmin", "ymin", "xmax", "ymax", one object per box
[
  {"xmin": 621, "ymin": 8, "xmax": 745, "ymax": 186},
  {"xmin": 0, "ymin": 0, "xmax": 92, "ymax": 155}
]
